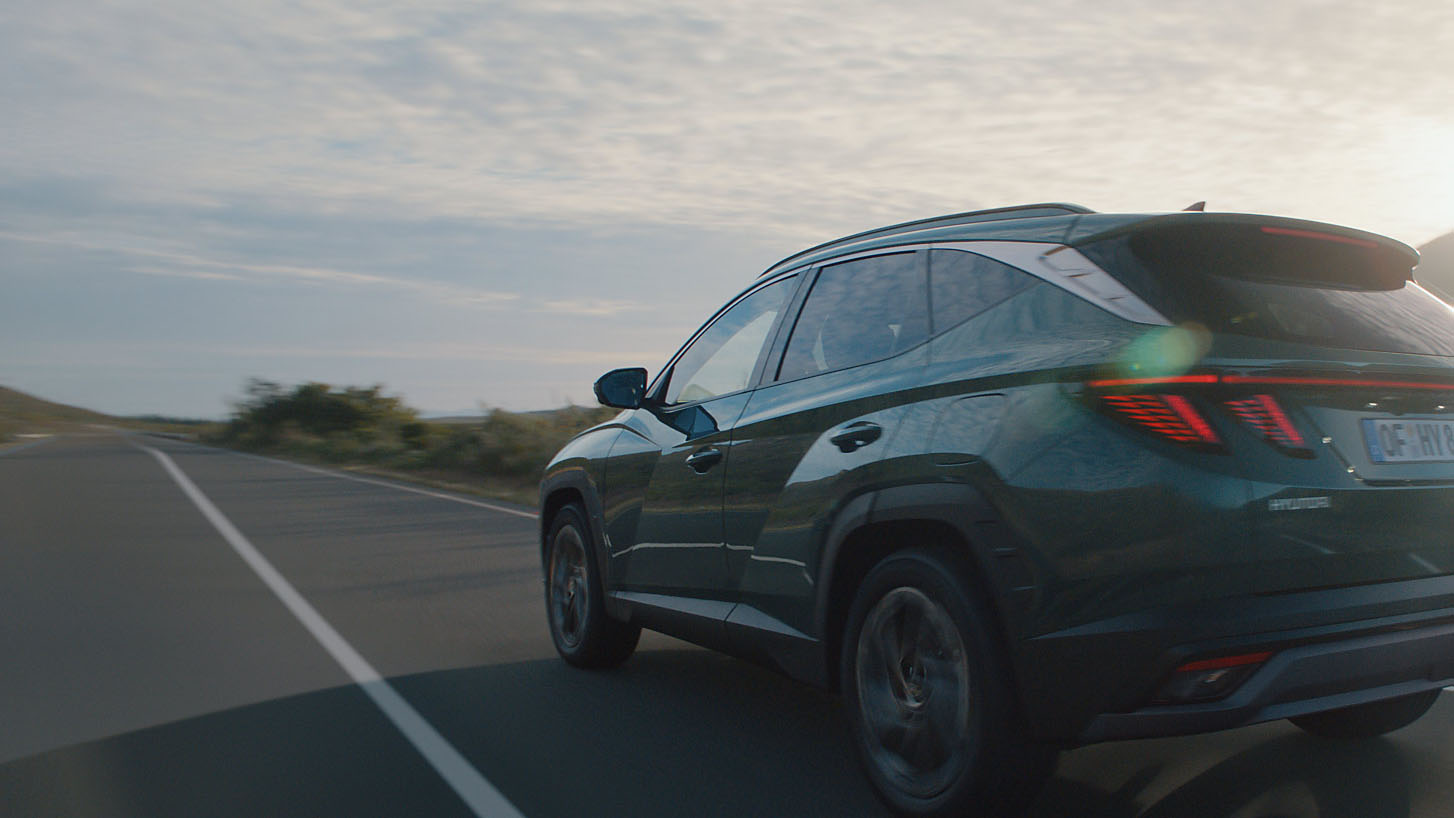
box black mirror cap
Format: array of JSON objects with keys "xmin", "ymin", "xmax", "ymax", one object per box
[{"xmin": 594, "ymin": 367, "xmax": 647, "ymax": 409}]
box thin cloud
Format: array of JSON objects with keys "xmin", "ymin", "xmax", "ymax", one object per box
[
  {"xmin": 5, "ymin": 1, "xmax": 1451, "ymax": 241},
  {"xmin": 128, "ymin": 265, "xmax": 244, "ymax": 282},
  {"xmin": 538, "ymin": 298, "xmax": 644, "ymax": 317},
  {"xmin": 0, "ymin": 228, "xmax": 520, "ymax": 306}
]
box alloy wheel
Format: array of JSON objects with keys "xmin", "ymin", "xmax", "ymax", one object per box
[{"xmin": 855, "ymin": 586, "xmax": 973, "ymax": 799}]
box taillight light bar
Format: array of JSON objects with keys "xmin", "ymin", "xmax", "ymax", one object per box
[
  {"xmin": 1088, "ymin": 374, "xmax": 1454, "ymax": 391},
  {"xmin": 1224, "ymin": 375, "xmax": 1454, "ymax": 390},
  {"xmin": 1086, "ymin": 375, "xmax": 1220, "ymax": 388}
]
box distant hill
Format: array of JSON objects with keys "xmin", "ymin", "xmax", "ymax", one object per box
[
  {"xmin": 0, "ymin": 385, "xmax": 113, "ymax": 425},
  {"xmin": 1415, "ymin": 231, "xmax": 1454, "ymax": 301},
  {"xmin": 0, "ymin": 385, "xmax": 115, "ymax": 442}
]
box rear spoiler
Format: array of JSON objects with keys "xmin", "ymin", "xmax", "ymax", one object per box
[{"xmin": 1065, "ymin": 213, "xmax": 1419, "ymax": 290}]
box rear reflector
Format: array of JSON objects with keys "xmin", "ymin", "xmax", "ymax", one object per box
[
  {"xmin": 1175, "ymin": 651, "xmax": 1273, "ymax": 673},
  {"xmin": 1223, "ymin": 394, "xmax": 1306, "ymax": 448},
  {"xmin": 1154, "ymin": 651, "xmax": 1274, "ymax": 704},
  {"xmin": 1099, "ymin": 394, "xmax": 1221, "ymax": 446}
]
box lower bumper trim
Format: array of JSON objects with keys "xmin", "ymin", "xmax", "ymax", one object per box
[{"xmin": 1081, "ymin": 621, "xmax": 1454, "ymax": 743}]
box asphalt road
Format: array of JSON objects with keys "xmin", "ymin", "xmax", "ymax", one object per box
[{"xmin": 3, "ymin": 432, "xmax": 1452, "ymax": 817}]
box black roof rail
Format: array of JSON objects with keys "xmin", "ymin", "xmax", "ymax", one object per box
[{"xmin": 761, "ymin": 202, "xmax": 1094, "ymax": 277}]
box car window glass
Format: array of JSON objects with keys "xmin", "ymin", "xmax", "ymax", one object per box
[
  {"xmin": 930, "ymin": 282, "xmax": 1136, "ymax": 369},
  {"xmin": 664, "ymin": 276, "xmax": 795, "ymax": 405},
  {"xmin": 778, "ymin": 253, "xmax": 927, "ymax": 380},
  {"xmin": 929, "ymin": 249, "xmax": 1038, "ymax": 332}
]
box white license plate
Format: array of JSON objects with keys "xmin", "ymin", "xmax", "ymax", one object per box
[{"xmin": 1363, "ymin": 418, "xmax": 1454, "ymax": 463}]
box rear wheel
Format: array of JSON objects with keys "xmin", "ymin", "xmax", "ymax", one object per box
[
  {"xmin": 545, "ymin": 503, "xmax": 639, "ymax": 668},
  {"xmin": 1289, "ymin": 689, "xmax": 1441, "ymax": 739},
  {"xmin": 840, "ymin": 547, "xmax": 1052, "ymax": 817}
]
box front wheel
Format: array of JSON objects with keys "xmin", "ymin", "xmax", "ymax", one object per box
[
  {"xmin": 841, "ymin": 547, "xmax": 1052, "ymax": 817},
  {"xmin": 1289, "ymin": 689, "xmax": 1442, "ymax": 739},
  {"xmin": 544, "ymin": 503, "xmax": 639, "ymax": 668}
]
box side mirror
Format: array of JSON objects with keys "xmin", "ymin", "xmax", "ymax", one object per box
[{"xmin": 594, "ymin": 367, "xmax": 648, "ymax": 409}]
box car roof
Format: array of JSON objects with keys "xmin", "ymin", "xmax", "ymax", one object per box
[{"xmin": 757, "ymin": 204, "xmax": 1418, "ymax": 278}]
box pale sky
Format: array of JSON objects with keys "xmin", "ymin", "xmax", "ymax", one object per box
[{"xmin": 4, "ymin": 0, "xmax": 1452, "ymax": 417}]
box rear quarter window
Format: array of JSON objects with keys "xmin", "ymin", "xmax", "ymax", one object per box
[
  {"xmin": 929, "ymin": 249, "xmax": 1038, "ymax": 333},
  {"xmin": 929, "ymin": 283, "xmax": 1144, "ymax": 370}
]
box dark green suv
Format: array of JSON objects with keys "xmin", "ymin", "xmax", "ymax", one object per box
[{"xmin": 539, "ymin": 204, "xmax": 1454, "ymax": 816}]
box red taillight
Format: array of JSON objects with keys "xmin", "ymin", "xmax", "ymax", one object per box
[
  {"xmin": 1087, "ymin": 371, "xmax": 1454, "ymax": 452},
  {"xmin": 1099, "ymin": 394, "xmax": 1221, "ymax": 446},
  {"xmin": 1223, "ymin": 394, "xmax": 1306, "ymax": 448}
]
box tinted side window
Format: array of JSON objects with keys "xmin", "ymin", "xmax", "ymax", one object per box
[
  {"xmin": 778, "ymin": 253, "xmax": 927, "ymax": 380},
  {"xmin": 930, "ymin": 283, "xmax": 1139, "ymax": 369},
  {"xmin": 929, "ymin": 249, "xmax": 1038, "ymax": 332},
  {"xmin": 664, "ymin": 275, "xmax": 795, "ymax": 405}
]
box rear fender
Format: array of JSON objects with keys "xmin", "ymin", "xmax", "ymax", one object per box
[{"xmin": 813, "ymin": 481, "xmax": 1039, "ymax": 673}]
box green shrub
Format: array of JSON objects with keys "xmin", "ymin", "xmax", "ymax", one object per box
[{"xmin": 207, "ymin": 378, "xmax": 616, "ymax": 497}]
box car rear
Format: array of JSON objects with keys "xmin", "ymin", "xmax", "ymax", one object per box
[{"xmin": 1031, "ymin": 215, "xmax": 1454, "ymax": 742}]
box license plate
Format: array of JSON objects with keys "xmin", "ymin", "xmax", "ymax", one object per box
[{"xmin": 1363, "ymin": 418, "xmax": 1454, "ymax": 463}]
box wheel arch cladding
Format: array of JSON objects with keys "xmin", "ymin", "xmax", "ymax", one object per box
[{"xmin": 820, "ymin": 488, "xmax": 1028, "ymax": 695}]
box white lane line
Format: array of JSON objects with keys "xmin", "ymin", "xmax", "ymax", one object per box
[
  {"xmin": 227, "ymin": 450, "xmax": 538, "ymax": 519},
  {"xmin": 141, "ymin": 445, "xmax": 526, "ymax": 818},
  {"xmin": 0, "ymin": 437, "xmax": 54, "ymax": 457}
]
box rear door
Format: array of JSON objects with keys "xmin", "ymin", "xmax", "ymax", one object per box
[{"xmin": 722, "ymin": 251, "xmax": 931, "ymax": 635}]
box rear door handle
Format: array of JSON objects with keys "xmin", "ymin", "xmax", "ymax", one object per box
[
  {"xmin": 684, "ymin": 447, "xmax": 724, "ymax": 473},
  {"xmin": 830, "ymin": 422, "xmax": 883, "ymax": 453}
]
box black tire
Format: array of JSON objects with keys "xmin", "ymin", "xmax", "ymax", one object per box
[
  {"xmin": 1289, "ymin": 689, "xmax": 1442, "ymax": 739},
  {"xmin": 544, "ymin": 503, "xmax": 640, "ymax": 668},
  {"xmin": 840, "ymin": 547, "xmax": 1054, "ymax": 817}
]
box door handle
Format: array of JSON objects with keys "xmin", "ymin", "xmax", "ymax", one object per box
[
  {"xmin": 684, "ymin": 447, "xmax": 724, "ymax": 473},
  {"xmin": 830, "ymin": 422, "xmax": 883, "ymax": 453}
]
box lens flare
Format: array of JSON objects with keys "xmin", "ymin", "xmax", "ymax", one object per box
[{"xmin": 1116, "ymin": 323, "xmax": 1211, "ymax": 379}]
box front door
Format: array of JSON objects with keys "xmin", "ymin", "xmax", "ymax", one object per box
[{"xmin": 609, "ymin": 274, "xmax": 799, "ymax": 598}]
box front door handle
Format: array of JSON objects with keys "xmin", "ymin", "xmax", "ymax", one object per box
[
  {"xmin": 830, "ymin": 422, "xmax": 883, "ymax": 453},
  {"xmin": 684, "ymin": 447, "xmax": 724, "ymax": 473}
]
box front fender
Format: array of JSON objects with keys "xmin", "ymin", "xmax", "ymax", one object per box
[{"xmin": 539, "ymin": 425, "xmax": 625, "ymax": 593}]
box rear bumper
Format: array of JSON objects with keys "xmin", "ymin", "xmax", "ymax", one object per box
[
  {"xmin": 1079, "ymin": 620, "xmax": 1454, "ymax": 743},
  {"xmin": 1016, "ymin": 574, "xmax": 1454, "ymax": 744}
]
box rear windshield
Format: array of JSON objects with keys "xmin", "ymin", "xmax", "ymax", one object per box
[{"xmin": 1079, "ymin": 225, "xmax": 1454, "ymax": 357}]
